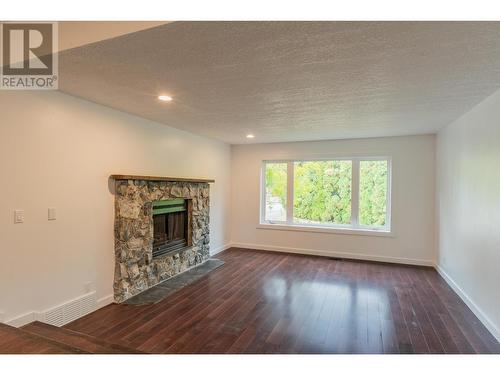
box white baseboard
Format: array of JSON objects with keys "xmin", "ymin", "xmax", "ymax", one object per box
[
  {"xmin": 436, "ymin": 265, "xmax": 500, "ymax": 343},
  {"xmin": 97, "ymin": 294, "xmax": 115, "ymax": 308},
  {"xmin": 210, "ymin": 243, "xmax": 232, "ymax": 256},
  {"xmin": 231, "ymin": 242, "xmax": 435, "ymax": 267},
  {"xmin": 5, "ymin": 311, "xmax": 37, "ymax": 328},
  {"xmin": 4, "ymin": 291, "xmax": 115, "ymax": 328}
]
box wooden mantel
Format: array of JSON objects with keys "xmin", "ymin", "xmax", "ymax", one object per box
[{"xmin": 110, "ymin": 175, "xmax": 215, "ymax": 183}]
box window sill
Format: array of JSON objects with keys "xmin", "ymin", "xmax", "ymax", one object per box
[{"xmin": 257, "ymin": 223, "xmax": 394, "ymax": 237}]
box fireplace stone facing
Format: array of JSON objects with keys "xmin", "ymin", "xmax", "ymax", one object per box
[{"xmin": 112, "ymin": 175, "xmax": 213, "ymax": 303}]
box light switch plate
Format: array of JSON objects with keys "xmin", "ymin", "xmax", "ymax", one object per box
[
  {"xmin": 48, "ymin": 207, "xmax": 56, "ymax": 221},
  {"xmin": 14, "ymin": 209, "xmax": 24, "ymax": 224}
]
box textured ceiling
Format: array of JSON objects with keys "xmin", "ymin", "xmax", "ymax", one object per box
[{"xmin": 59, "ymin": 22, "xmax": 500, "ymax": 144}]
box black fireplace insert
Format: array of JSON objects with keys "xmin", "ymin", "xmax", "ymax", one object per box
[{"xmin": 152, "ymin": 199, "xmax": 191, "ymax": 258}]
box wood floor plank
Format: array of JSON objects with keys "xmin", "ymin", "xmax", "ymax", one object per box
[
  {"xmin": 0, "ymin": 323, "xmax": 85, "ymax": 354},
  {"xmin": 144, "ymin": 251, "xmax": 286, "ymax": 353},
  {"xmin": 59, "ymin": 248, "xmax": 499, "ymax": 354},
  {"xmin": 407, "ymin": 269, "xmax": 460, "ymax": 353},
  {"xmin": 393, "ymin": 266, "xmax": 430, "ymax": 353}
]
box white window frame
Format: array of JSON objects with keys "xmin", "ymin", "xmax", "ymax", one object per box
[{"xmin": 260, "ymin": 157, "xmax": 392, "ymax": 236}]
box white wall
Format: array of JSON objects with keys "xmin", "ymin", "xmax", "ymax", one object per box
[
  {"xmin": 436, "ymin": 89, "xmax": 500, "ymax": 341},
  {"xmin": 231, "ymin": 135, "xmax": 436, "ymax": 265},
  {"xmin": 0, "ymin": 90, "xmax": 231, "ymax": 323}
]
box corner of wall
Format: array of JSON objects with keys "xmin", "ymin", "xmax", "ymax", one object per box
[
  {"xmin": 210, "ymin": 243, "xmax": 233, "ymax": 256},
  {"xmin": 433, "ymin": 89, "xmax": 500, "ymax": 344},
  {"xmin": 435, "ymin": 265, "xmax": 500, "ymax": 342}
]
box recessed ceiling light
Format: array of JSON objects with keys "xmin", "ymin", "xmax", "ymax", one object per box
[
  {"xmin": 246, "ymin": 134, "xmax": 255, "ymax": 139},
  {"xmin": 158, "ymin": 95, "xmax": 173, "ymax": 102}
]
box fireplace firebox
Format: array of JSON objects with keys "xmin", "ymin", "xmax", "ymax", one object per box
[{"xmin": 152, "ymin": 199, "xmax": 192, "ymax": 258}]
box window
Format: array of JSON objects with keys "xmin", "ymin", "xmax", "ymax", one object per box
[
  {"xmin": 294, "ymin": 160, "xmax": 352, "ymax": 225},
  {"xmin": 264, "ymin": 162, "xmax": 288, "ymax": 222},
  {"xmin": 261, "ymin": 158, "xmax": 391, "ymax": 232},
  {"xmin": 359, "ymin": 160, "xmax": 388, "ymax": 227}
]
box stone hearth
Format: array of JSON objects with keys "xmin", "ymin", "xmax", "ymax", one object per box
[{"xmin": 112, "ymin": 175, "xmax": 214, "ymax": 302}]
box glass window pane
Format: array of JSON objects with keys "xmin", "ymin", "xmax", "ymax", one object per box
[
  {"xmin": 359, "ymin": 160, "xmax": 388, "ymax": 227},
  {"xmin": 264, "ymin": 163, "xmax": 287, "ymax": 222},
  {"xmin": 293, "ymin": 160, "xmax": 352, "ymax": 225}
]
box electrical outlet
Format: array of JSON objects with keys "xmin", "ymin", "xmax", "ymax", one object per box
[
  {"xmin": 48, "ymin": 207, "xmax": 57, "ymax": 221},
  {"xmin": 14, "ymin": 209, "xmax": 24, "ymax": 224}
]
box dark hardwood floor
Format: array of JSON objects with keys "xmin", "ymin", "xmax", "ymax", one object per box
[
  {"xmin": 65, "ymin": 248, "xmax": 500, "ymax": 354},
  {"xmin": 0, "ymin": 323, "xmax": 83, "ymax": 354},
  {"xmin": 0, "ymin": 321, "xmax": 142, "ymax": 354}
]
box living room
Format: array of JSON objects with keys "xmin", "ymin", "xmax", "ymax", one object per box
[{"xmin": 1, "ymin": 1, "xmax": 499, "ymax": 373}]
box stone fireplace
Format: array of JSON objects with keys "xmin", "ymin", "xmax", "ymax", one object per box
[{"xmin": 111, "ymin": 175, "xmax": 214, "ymax": 303}]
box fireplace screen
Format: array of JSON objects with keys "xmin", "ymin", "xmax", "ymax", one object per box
[{"xmin": 152, "ymin": 199, "xmax": 190, "ymax": 258}]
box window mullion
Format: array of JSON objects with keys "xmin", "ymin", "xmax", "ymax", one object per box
[
  {"xmin": 286, "ymin": 161, "xmax": 294, "ymax": 224},
  {"xmin": 351, "ymin": 159, "xmax": 360, "ymax": 228},
  {"xmin": 261, "ymin": 162, "xmax": 266, "ymax": 223},
  {"xmin": 385, "ymin": 158, "xmax": 392, "ymax": 230}
]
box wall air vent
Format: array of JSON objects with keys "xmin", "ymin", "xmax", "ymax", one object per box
[{"xmin": 37, "ymin": 291, "xmax": 97, "ymax": 327}]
